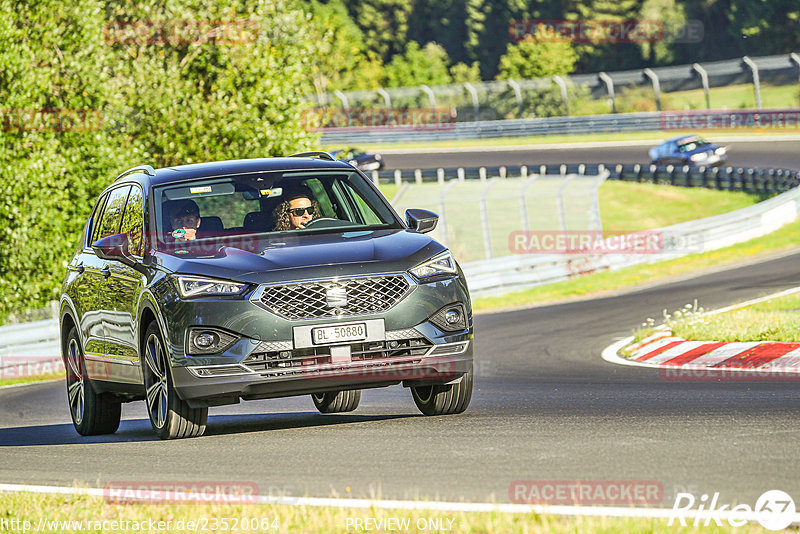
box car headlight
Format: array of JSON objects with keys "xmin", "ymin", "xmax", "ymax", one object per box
[
  {"xmin": 176, "ymin": 276, "xmax": 248, "ymax": 298},
  {"xmin": 690, "ymin": 153, "xmax": 707, "ymax": 162},
  {"xmin": 409, "ymin": 250, "xmax": 457, "ymax": 281}
]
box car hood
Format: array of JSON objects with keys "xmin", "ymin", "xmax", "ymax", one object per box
[{"xmin": 153, "ymin": 228, "xmax": 444, "ymax": 284}]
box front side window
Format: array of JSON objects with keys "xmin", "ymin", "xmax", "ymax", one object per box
[
  {"xmin": 152, "ymin": 171, "xmax": 399, "ymax": 251},
  {"xmin": 94, "ymin": 186, "xmax": 131, "ymax": 242},
  {"xmin": 120, "ymin": 185, "xmax": 145, "ymax": 256}
]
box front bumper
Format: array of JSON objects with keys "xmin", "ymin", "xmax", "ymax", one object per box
[
  {"xmin": 171, "ymin": 331, "xmax": 473, "ymax": 407},
  {"xmin": 159, "ymin": 274, "xmax": 474, "ymax": 407}
]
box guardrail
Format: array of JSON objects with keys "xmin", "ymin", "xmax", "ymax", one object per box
[
  {"xmin": 367, "ymin": 163, "xmax": 800, "ymax": 195},
  {"xmin": 315, "ymin": 52, "xmax": 800, "ymax": 122},
  {"xmin": 2, "ymin": 163, "xmax": 798, "ymax": 361},
  {"xmin": 320, "ymin": 108, "xmax": 800, "ymax": 144}
]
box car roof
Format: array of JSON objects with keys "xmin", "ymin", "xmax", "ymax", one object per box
[
  {"xmin": 664, "ymin": 134, "xmax": 706, "ymax": 144},
  {"xmin": 116, "ymin": 157, "xmax": 356, "ymax": 187}
]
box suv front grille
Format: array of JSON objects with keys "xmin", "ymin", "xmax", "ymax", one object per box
[
  {"xmin": 255, "ymin": 275, "xmax": 412, "ymax": 320},
  {"xmin": 242, "ymin": 337, "xmax": 433, "ymax": 376}
]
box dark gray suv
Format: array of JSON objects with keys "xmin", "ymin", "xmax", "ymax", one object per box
[{"xmin": 59, "ymin": 152, "xmax": 473, "ymax": 439}]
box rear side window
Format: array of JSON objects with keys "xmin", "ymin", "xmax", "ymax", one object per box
[
  {"xmin": 120, "ymin": 185, "xmax": 145, "ymax": 256},
  {"xmin": 94, "ymin": 186, "xmax": 131, "ymax": 241}
]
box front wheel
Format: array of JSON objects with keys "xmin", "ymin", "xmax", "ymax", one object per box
[
  {"xmin": 65, "ymin": 328, "xmax": 121, "ymax": 436},
  {"xmin": 411, "ymin": 366, "xmax": 473, "ymax": 416},
  {"xmin": 312, "ymin": 390, "xmax": 361, "ymax": 413},
  {"xmin": 142, "ymin": 322, "xmax": 207, "ymax": 439}
]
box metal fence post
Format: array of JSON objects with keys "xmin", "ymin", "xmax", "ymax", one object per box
[
  {"xmin": 394, "ymin": 169, "xmax": 402, "ymax": 186},
  {"xmin": 457, "ymin": 168, "xmax": 465, "ymax": 183},
  {"xmin": 437, "ymin": 181, "xmax": 458, "ymax": 248},
  {"xmin": 437, "ymin": 168, "xmax": 445, "ymax": 185},
  {"xmin": 519, "ymin": 173, "xmax": 540, "ymax": 232},
  {"xmin": 643, "ymin": 68, "xmax": 661, "ymax": 111},
  {"xmin": 598, "ymin": 72, "xmax": 616, "ymax": 114},
  {"xmin": 691, "ymin": 63, "xmax": 710, "ymax": 109},
  {"xmin": 479, "ymin": 178, "xmax": 501, "ymax": 259},
  {"xmin": 420, "ymin": 85, "xmax": 436, "ymax": 109},
  {"xmin": 742, "ymin": 56, "xmax": 762, "ymax": 109},
  {"xmin": 464, "ymin": 82, "xmax": 480, "ymax": 122},
  {"xmin": 377, "ymin": 87, "xmax": 392, "ymax": 112},
  {"xmin": 557, "ymin": 174, "xmax": 576, "ymax": 232},
  {"xmin": 414, "ymin": 169, "xmax": 423, "ymax": 184},
  {"xmin": 479, "ymin": 167, "xmax": 487, "ymax": 182},
  {"xmin": 507, "ymin": 79, "xmax": 523, "ymax": 118},
  {"xmin": 791, "ymin": 53, "xmax": 800, "ymax": 81},
  {"xmin": 552, "ymin": 75, "xmax": 569, "ymax": 116}
]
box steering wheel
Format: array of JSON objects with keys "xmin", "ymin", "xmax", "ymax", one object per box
[{"xmin": 303, "ymin": 217, "xmax": 338, "ymax": 228}]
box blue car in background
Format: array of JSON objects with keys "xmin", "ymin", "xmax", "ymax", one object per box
[{"xmin": 649, "ymin": 135, "xmax": 728, "ymax": 166}]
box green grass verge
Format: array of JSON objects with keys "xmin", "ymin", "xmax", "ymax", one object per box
[
  {"xmin": 598, "ymin": 181, "xmax": 761, "ymax": 233},
  {"xmin": 0, "ymin": 372, "xmax": 63, "ymax": 388},
  {"xmin": 0, "ymin": 491, "xmax": 766, "ymax": 533},
  {"xmin": 473, "ymin": 217, "xmax": 800, "ymax": 312},
  {"xmin": 667, "ymin": 291, "xmax": 800, "ymax": 343}
]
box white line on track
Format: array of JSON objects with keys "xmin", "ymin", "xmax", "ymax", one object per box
[{"xmin": 2, "ymin": 483, "xmax": 799, "ymax": 524}]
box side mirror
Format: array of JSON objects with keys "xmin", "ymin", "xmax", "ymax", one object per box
[
  {"xmin": 405, "ymin": 208, "xmax": 439, "ymax": 234},
  {"xmin": 91, "ymin": 233, "xmax": 136, "ymax": 267}
]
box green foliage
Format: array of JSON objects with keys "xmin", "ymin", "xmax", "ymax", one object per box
[
  {"xmin": 340, "ymin": 0, "xmax": 412, "ymax": 63},
  {"xmin": 383, "ymin": 41, "xmax": 454, "ymax": 88},
  {"xmin": 496, "ymin": 36, "xmax": 578, "ymax": 80},
  {"xmin": 0, "ymin": 0, "xmax": 323, "ymax": 321}
]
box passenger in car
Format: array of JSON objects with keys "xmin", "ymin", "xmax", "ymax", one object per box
[
  {"xmin": 166, "ymin": 199, "xmax": 201, "ymax": 241},
  {"xmin": 272, "ymin": 187, "xmax": 321, "ymax": 230}
]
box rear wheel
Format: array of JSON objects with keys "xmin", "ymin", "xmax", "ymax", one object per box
[
  {"xmin": 411, "ymin": 366, "xmax": 473, "ymax": 416},
  {"xmin": 142, "ymin": 322, "xmax": 207, "ymax": 439},
  {"xmin": 65, "ymin": 328, "xmax": 121, "ymax": 436},
  {"xmin": 312, "ymin": 390, "xmax": 361, "ymax": 413}
]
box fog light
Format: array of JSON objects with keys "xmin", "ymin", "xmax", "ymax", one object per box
[
  {"xmin": 195, "ymin": 333, "xmax": 216, "ymax": 349},
  {"xmin": 279, "ymin": 351, "xmax": 292, "ymax": 359},
  {"xmin": 429, "ymin": 303, "xmax": 468, "ymax": 332},
  {"xmin": 444, "ymin": 310, "xmax": 462, "ymax": 325}
]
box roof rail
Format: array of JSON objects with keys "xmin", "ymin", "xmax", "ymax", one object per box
[
  {"xmin": 288, "ymin": 151, "xmax": 337, "ymax": 162},
  {"xmin": 116, "ymin": 165, "xmax": 156, "ymax": 181}
]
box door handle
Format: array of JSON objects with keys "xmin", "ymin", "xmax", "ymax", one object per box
[{"xmin": 101, "ymin": 265, "xmax": 111, "ymax": 279}]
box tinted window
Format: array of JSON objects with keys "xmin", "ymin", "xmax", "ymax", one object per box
[
  {"xmin": 96, "ymin": 186, "xmax": 131, "ymax": 240},
  {"xmin": 120, "ymin": 185, "xmax": 145, "ymax": 256}
]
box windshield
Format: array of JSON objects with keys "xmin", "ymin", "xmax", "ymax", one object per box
[
  {"xmin": 152, "ymin": 170, "xmax": 400, "ymax": 252},
  {"xmin": 676, "ymin": 136, "xmax": 711, "ymax": 152}
]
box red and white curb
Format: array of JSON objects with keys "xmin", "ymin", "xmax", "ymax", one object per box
[{"xmin": 602, "ymin": 287, "xmax": 800, "ymax": 376}]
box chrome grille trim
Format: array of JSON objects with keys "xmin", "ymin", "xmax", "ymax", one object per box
[{"xmin": 250, "ymin": 273, "xmax": 415, "ymax": 321}]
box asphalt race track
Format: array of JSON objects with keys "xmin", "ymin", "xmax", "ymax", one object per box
[
  {"xmin": 1, "ymin": 142, "xmax": 800, "ymax": 511},
  {"xmin": 380, "ymin": 138, "xmax": 800, "ymax": 170}
]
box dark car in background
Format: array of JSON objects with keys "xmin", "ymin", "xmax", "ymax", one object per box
[
  {"xmin": 331, "ymin": 147, "xmax": 384, "ymax": 171},
  {"xmin": 59, "ymin": 152, "xmax": 473, "ymax": 439},
  {"xmin": 648, "ymin": 135, "xmax": 728, "ymax": 166}
]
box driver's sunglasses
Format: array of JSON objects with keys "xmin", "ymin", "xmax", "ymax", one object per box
[{"xmin": 290, "ymin": 206, "xmax": 315, "ymax": 217}]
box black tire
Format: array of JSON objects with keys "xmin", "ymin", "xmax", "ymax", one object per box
[
  {"xmin": 312, "ymin": 390, "xmax": 361, "ymax": 413},
  {"xmin": 142, "ymin": 322, "xmax": 207, "ymax": 439},
  {"xmin": 65, "ymin": 328, "xmax": 121, "ymax": 436},
  {"xmin": 411, "ymin": 365, "xmax": 473, "ymax": 416}
]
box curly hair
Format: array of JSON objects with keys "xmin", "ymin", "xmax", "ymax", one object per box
[{"xmin": 272, "ymin": 186, "xmax": 322, "ymax": 231}]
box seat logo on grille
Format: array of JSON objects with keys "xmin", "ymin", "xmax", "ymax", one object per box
[{"xmin": 325, "ymin": 286, "xmax": 348, "ymax": 308}]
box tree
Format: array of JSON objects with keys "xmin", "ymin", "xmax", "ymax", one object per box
[
  {"xmin": 383, "ymin": 41, "xmax": 454, "ymax": 87},
  {"xmin": 496, "ymin": 36, "xmax": 577, "ymax": 79}
]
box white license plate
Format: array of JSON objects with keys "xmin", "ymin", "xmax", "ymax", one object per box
[{"xmin": 312, "ymin": 323, "xmax": 367, "ymax": 345}]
